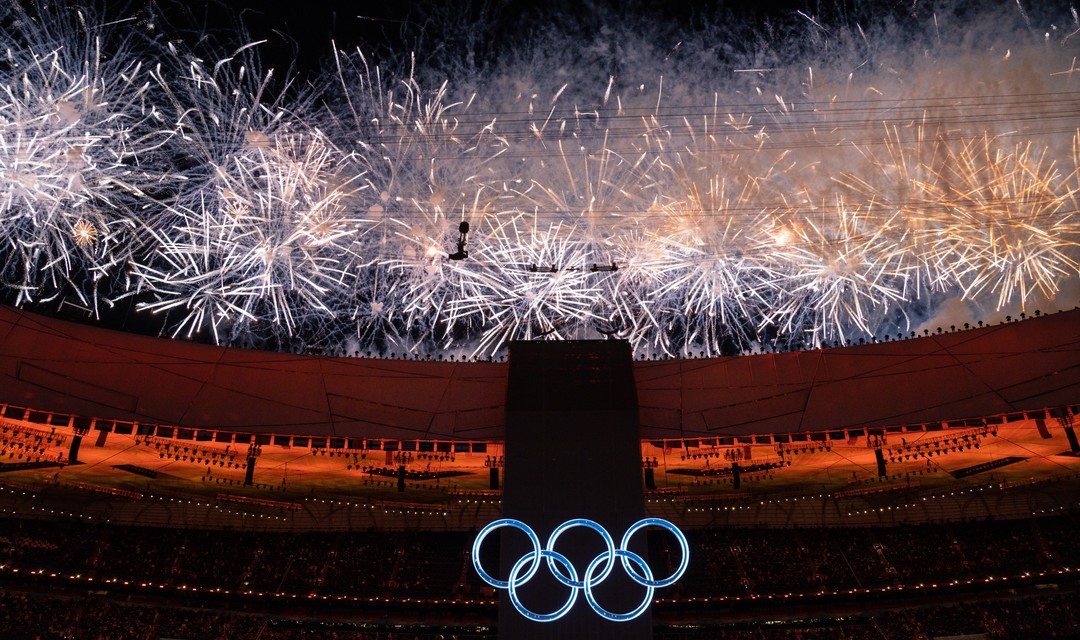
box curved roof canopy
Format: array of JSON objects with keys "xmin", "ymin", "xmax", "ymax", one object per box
[{"xmin": 0, "ymin": 305, "xmax": 1077, "ymax": 440}]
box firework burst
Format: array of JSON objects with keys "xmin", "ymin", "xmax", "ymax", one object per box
[
  {"xmin": 0, "ymin": 5, "xmax": 169, "ymax": 310},
  {"xmin": 332, "ymin": 50, "xmax": 516, "ymax": 351},
  {"xmin": 447, "ymin": 216, "xmax": 603, "ymax": 356},
  {"xmin": 929, "ymin": 135, "xmax": 1080, "ymax": 310},
  {"xmin": 133, "ymin": 44, "xmax": 361, "ymax": 344}
]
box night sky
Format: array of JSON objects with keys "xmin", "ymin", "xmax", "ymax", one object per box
[
  {"xmin": 135, "ymin": 0, "xmax": 1025, "ymax": 82},
  {"xmin": 5, "ymin": 0, "xmax": 1077, "ymax": 351}
]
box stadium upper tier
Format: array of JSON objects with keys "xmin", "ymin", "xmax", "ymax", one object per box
[{"xmin": 0, "ymin": 305, "xmax": 1076, "ymax": 440}]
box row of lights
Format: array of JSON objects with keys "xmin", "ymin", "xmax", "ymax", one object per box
[
  {"xmin": 676, "ymin": 475, "xmax": 1038, "ymax": 511},
  {"xmin": 1, "ymin": 563, "xmax": 1009, "ymax": 606},
  {"xmin": 211, "ymin": 504, "xmax": 288, "ymax": 521},
  {"xmin": 0, "ymin": 422, "xmax": 65, "ymax": 461},
  {"xmin": 304, "ymin": 495, "xmax": 457, "ymax": 514},
  {"xmin": 921, "ymin": 472, "xmax": 1080, "ymax": 500},
  {"xmin": 683, "ymin": 471, "xmax": 1079, "ymax": 514},
  {"xmin": 217, "ymin": 494, "xmax": 300, "ymax": 511},
  {"xmin": 148, "ymin": 493, "xmax": 213, "ymax": 508},
  {"xmin": 7, "ymin": 550, "xmax": 1070, "ymax": 611},
  {"xmin": 381, "ymin": 507, "xmax": 450, "ymax": 517},
  {"xmin": 776, "ymin": 443, "xmax": 833, "ymax": 456},
  {"xmin": 312, "ymin": 448, "xmax": 367, "ymax": 458},
  {"xmin": 845, "ymin": 499, "xmax": 1080, "ymax": 517},
  {"xmin": 646, "ymin": 490, "xmax": 688, "ymax": 503},
  {"xmin": 25, "ymin": 504, "xmax": 104, "ymax": 521},
  {"xmin": 303, "ymin": 496, "xmax": 371, "ymax": 507},
  {"xmin": 881, "ymin": 427, "xmax": 994, "ymax": 462},
  {"xmin": 687, "ymin": 471, "xmax": 781, "ymax": 486},
  {"xmin": 654, "ymin": 568, "xmax": 1073, "ymax": 604}
]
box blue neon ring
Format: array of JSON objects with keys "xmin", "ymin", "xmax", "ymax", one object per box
[
  {"xmin": 619, "ymin": 517, "xmax": 689, "ymax": 588},
  {"xmin": 545, "ymin": 518, "xmax": 616, "ymax": 588},
  {"xmin": 583, "ymin": 548, "xmax": 655, "ymax": 621},
  {"xmin": 471, "ymin": 518, "xmax": 541, "ymax": 589},
  {"xmin": 507, "ymin": 549, "xmax": 578, "ymax": 622}
]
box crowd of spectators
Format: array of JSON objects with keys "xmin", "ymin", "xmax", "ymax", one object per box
[
  {"xmin": 2, "ymin": 513, "xmax": 1077, "ymax": 601},
  {"xmin": 1, "ymin": 589, "xmax": 1077, "ymax": 639},
  {"xmin": 1, "ymin": 511, "xmax": 1079, "ymax": 640},
  {"xmin": 668, "ymin": 593, "xmax": 1080, "ymax": 638},
  {"xmin": 0, "ymin": 519, "xmax": 473, "ymax": 598},
  {"xmin": 0, "ymin": 591, "xmax": 249, "ymax": 640},
  {"xmin": 0, "ymin": 590, "xmax": 493, "ymax": 640},
  {"xmin": 681, "ymin": 514, "xmax": 1076, "ymax": 596}
]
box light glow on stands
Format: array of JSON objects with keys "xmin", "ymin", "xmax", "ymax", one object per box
[
  {"xmin": 0, "ymin": 400, "xmax": 1071, "ymax": 477},
  {"xmin": 0, "ymin": 400, "xmax": 1077, "ymax": 531}
]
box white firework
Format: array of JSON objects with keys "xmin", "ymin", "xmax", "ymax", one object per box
[
  {"xmin": 632, "ymin": 108, "xmax": 794, "ymax": 356},
  {"xmin": 136, "ymin": 126, "xmax": 361, "ymax": 343},
  {"xmin": 447, "ymin": 217, "xmax": 603, "ymax": 356},
  {"xmin": 468, "ymin": 89, "xmax": 673, "ymax": 349},
  {"xmin": 831, "ymin": 121, "xmax": 957, "ymax": 303},
  {"xmin": 134, "ymin": 46, "xmax": 361, "ymax": 343},
  {"xmin": 0, "ymin": 2, "xmax": 1077, "ymax": 360},
  {"xmin": 766, "ymin": 200, "xmax": 909, "ymax": 347},
  {"xmin": 0, "ymin": 5, "xmax": 168, "ymax": 310},
  {"xmin": 332, "ymin": 50, "xmax": 514, "ymax": 351}
]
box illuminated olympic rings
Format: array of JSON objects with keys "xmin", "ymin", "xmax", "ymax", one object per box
[{"xmin": 471, "ymin": 517, "xmax": 689, "ymax": 622}]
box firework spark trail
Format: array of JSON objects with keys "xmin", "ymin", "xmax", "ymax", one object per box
[
  {"xmin": 344, "ymin": 262, "xmax": 408, "ymax": 354},
  {"xmin": 764, "ymin": 198, "xmax": 910, "ymax": 346},
  {"xmin": 333, "ymin": 50, "xmax": 518, "ymax": 352},
  {"xmin": 506, "ymin": 111, "xmax": 671, "ymax": 346},
  {"xmin": 446, "ymin": 216, "xmax": 603, "ymax": 356},
  {"xmin": 0, "ymin": 5, "xmax": 170, "ymax": 311},
  {"xmin": 833, "ymin": 120, "xmax": 957, "ymax": 302},
  {"xmin": 133, "ymin": 45, "xmax": 362, "ymax": 345},
  {"xmin": 135, "ymin": 129, "xmax": 361, "ymax": 342},
  {"xmin": 928, "ymin": 135, "xmax": 1080, "ymax": 310},
  {"xmin": 628, "ymin": 102, "xmax": 799, "ymax": 355},
  {"xmin": 602, "ymin": 228, "xmax": 678, "ymax": 352}
]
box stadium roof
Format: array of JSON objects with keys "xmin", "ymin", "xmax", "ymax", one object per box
[{"xmin": 0, "ymin": 304, "xmax": 1077, "ymax": 440}]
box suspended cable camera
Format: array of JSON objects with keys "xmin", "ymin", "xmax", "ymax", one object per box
[{"xmin": 448, "ymin": 221, "xmax": 470, "ymax": 260}]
